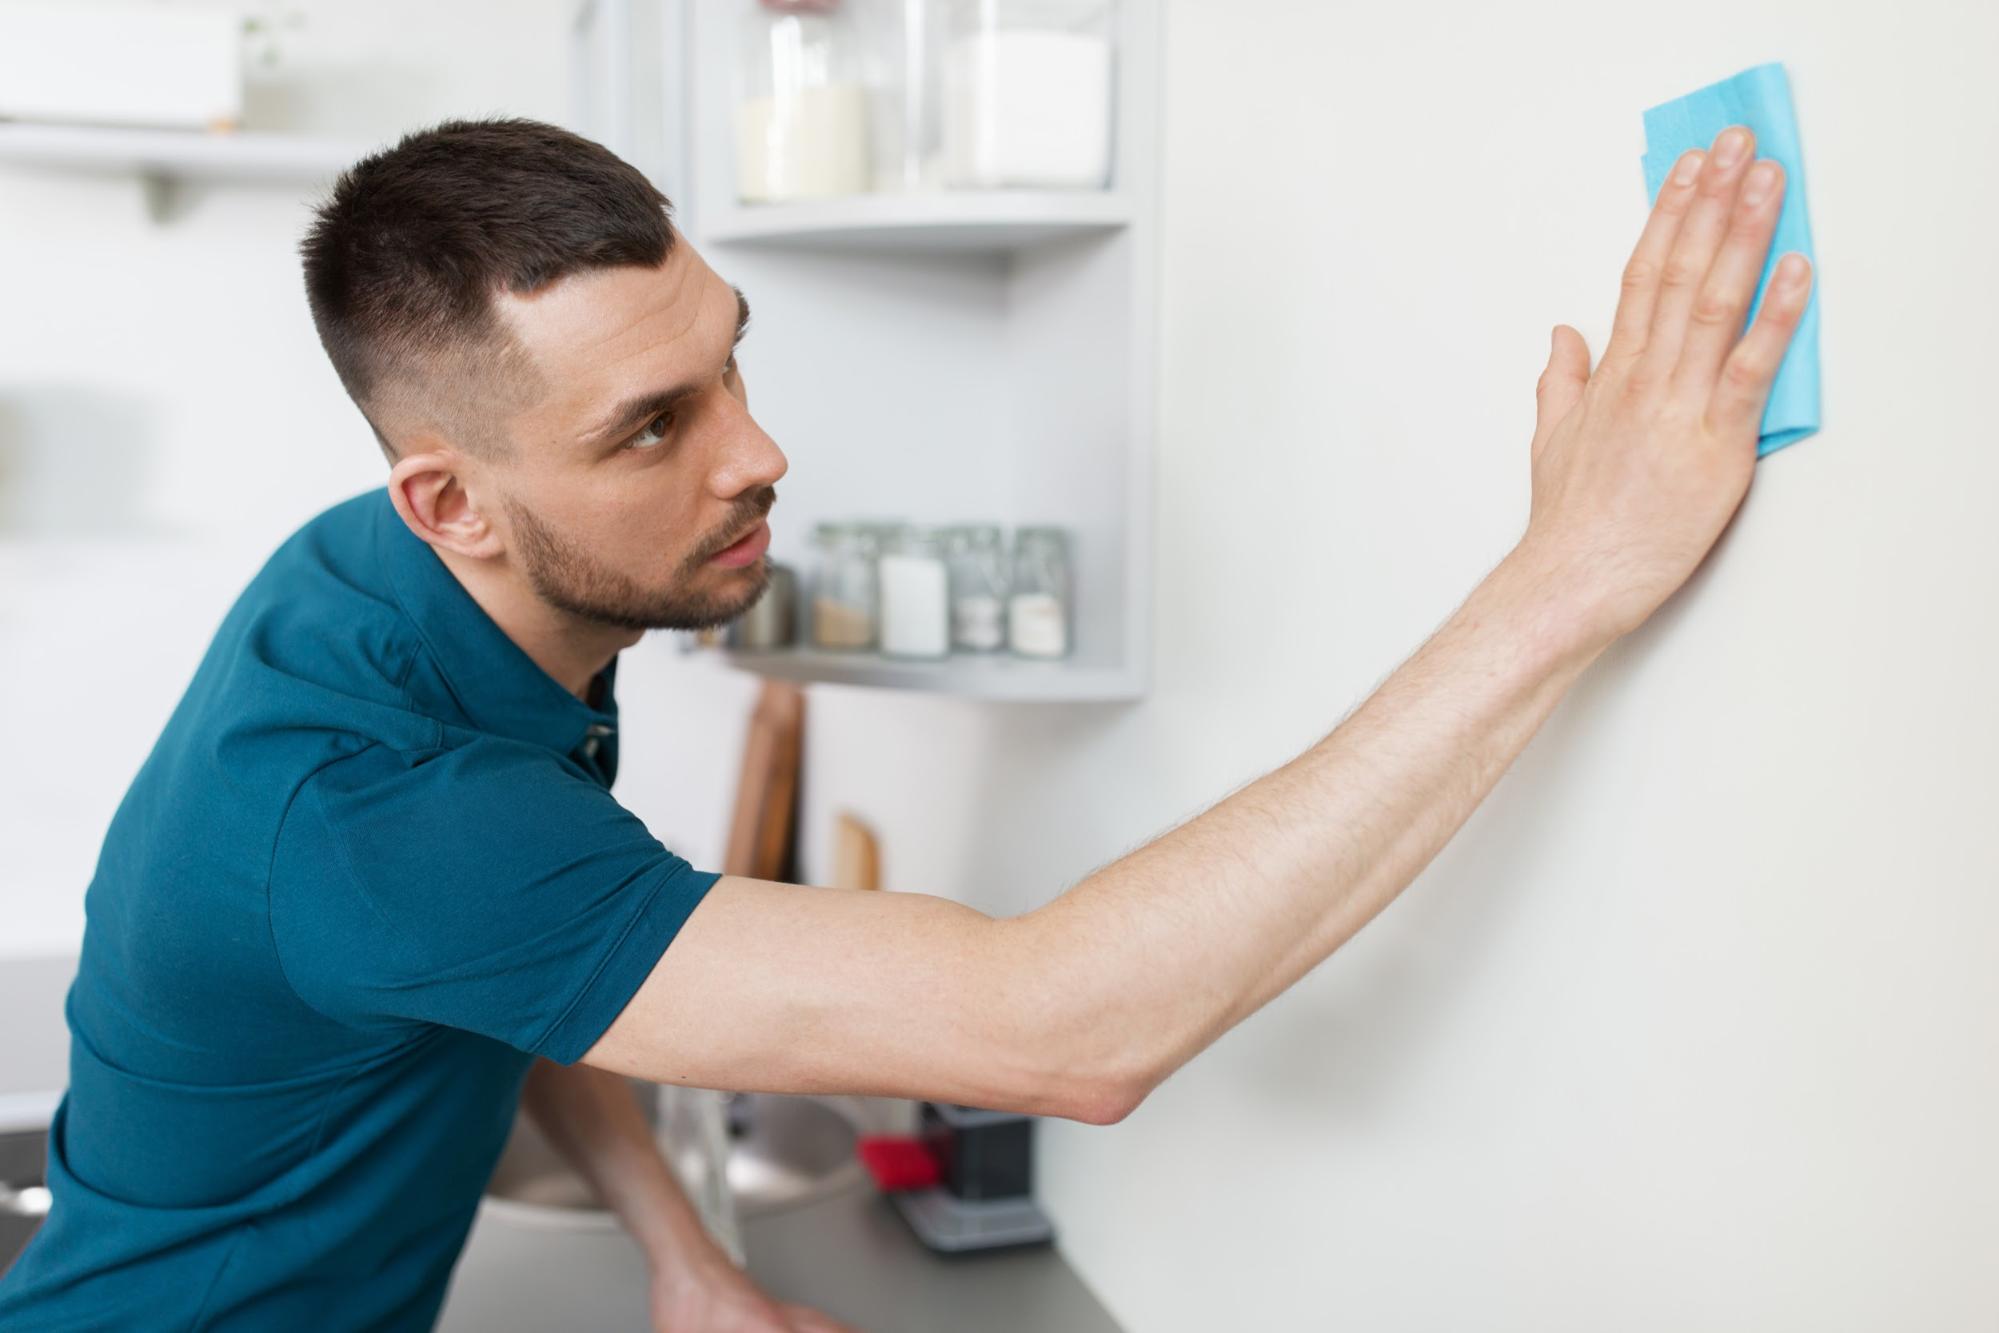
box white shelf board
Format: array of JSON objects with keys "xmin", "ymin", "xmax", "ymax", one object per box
[
  {"xmin": 697, "ymin": 190, "xmax": 1131, "ymax": 253},
  {"xmin": 713, "ymin": 647, "xmax": 1144, "ymax": 702},
  {"xmin": 0, "ymin": 121, "xmax": 372, "ymax": 185}
]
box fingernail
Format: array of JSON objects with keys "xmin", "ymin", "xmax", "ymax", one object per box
[
  {"xmin": 1774, "ymin": 253, "xmax": 1809, "ymax": 287},
  {"xmin": 1740, "ymin": 160, "xmax": 1780, "ymax": 206},
  {"xmin": 1672, "ymin": 150, "xmax": 1705, "ymax": 185},
  {"xmin": 1713, "ymin": 126, "xmax": 1750, "ymax": 168}
]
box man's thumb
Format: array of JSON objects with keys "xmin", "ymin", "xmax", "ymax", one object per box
[{"xmin": 1532, "ymin": 324, "xmax": 1591, "ymax": 455}]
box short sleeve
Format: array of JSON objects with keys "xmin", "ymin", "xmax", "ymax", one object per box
[{"xmin": 270, "ymin": 738, "xmax": 721, "ymax": 1063}]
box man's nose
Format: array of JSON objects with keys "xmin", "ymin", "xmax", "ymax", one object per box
[{"xmin": 711, "ymin": 400, "xmax": 788, "ymax": 498}]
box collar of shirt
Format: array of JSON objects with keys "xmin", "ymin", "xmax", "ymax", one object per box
[{"xmin": 373, "ymin": 493, "xmax": 621, "ymax": 781}]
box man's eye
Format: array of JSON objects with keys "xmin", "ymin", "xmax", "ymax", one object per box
[{"xmin": 627, "ymin": 412, "xmax": 675, "ymax": 450}]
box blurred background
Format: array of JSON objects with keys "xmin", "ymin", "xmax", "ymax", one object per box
[{"xmin": 3, "ymin": 1, "xmax": 1997, "ymax": 1329}]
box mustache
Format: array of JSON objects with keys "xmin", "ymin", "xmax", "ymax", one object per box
[{"xmin": 691, "ymin": 486, "xmax": 778, "ymax": 563}]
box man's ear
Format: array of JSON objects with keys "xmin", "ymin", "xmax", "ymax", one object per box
[{"xmin": 386, "ymin": 443, "xmax": 504, "ymax": 560}]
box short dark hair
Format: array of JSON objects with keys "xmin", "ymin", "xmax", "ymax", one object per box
[{"xmin": 300, "ymin": 117, "xmax": 675, "ymax": 461}]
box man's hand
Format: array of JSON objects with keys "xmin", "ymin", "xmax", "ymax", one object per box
[
  {"xmin": 649, "ymin": 1250, "xmax": 859, "ymax": 1333},
  {"xmin": 1518, "ymin": 124, "xmax": 1813, "ymax": 645},
  {"xmin": 519, "ymin": 1062, "xmax": 859, "ymax": 1331}
]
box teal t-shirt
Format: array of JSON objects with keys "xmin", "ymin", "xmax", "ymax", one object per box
[{"xmin": 0, "ymin": 490, "xmax": 720, "ymax": 1330}]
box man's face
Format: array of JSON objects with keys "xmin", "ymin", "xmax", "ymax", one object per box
[{"xmin": 481, "ymin": 234, "xmax": 786, "ymax": 632}]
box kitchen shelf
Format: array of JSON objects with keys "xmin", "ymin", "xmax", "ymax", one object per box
[
  {"xmin": 0, "ymin": 122, "xmax": 370, "ymax": 183},
  {"xmin": 577, "ymin": 0, "xmax": 1160, "ymax": 702},
  {"xmin": 698, "ymin": 190, "xmax": 1132, "ymax": 254},
  {"xmin": 714, "ymin": 648, "xmax": 1144, "ymax": 702},
  {"xmin": 0, "ymin": 122, "xmax": 373, "ymax": 220}
]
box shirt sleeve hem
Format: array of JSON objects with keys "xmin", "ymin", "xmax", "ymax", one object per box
[{"xmin": 533, "ymin": 860, "xmax": 724, "ymax": 1066}]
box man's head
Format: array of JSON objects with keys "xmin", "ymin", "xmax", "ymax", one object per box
[{"xmin": 300, "ymin": 117, "xmax": 785, "ymax": 634}]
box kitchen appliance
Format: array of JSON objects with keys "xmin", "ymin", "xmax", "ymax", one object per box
[{"xmin": 862, "ymin": 1100, "xmax": 1056, "ymax": 1253}]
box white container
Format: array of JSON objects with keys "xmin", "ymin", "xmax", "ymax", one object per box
[
  {"xmin": 737, "ymin": 84, "xmax": 870, "ymax": 202},
  {"xmin": 1007, "ymin": 526, "xmax": 1072, "ymax": 658},
  {"xmin": 940, "ymin": 0, "xmax": 1114, "ymax": 189},
  {"xmin": 945, "ymin": 524, "xmax": 1008, "ymax": 652},
  {"xmin": 736, "ymin": 0, "xmax": 872, "ymax": 204},
  {"xmin": 1008, "ymin": 592, "xmax": 1068, "ymax": 657},
  {"xmin": 0, "ymin": 3, "xmax": 244, "ymax": 131},
  {"xmin": 878, "ymin": 527, "xmax": 951, "ymax": 659}
]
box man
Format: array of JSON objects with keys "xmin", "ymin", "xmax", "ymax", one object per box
[{"xmin": 0, "ymin": 114, "xmax": 1808, "ymax": 1330}]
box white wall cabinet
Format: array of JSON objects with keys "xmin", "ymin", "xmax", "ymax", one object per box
[{"xmin": 576, "ymin": 0, "xmax": 1159, "ymax": 701}]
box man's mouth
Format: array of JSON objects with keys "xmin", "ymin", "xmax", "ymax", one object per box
[{"xmin": 708, "ymin": 520, "xmax": 771, "ymax": 569}]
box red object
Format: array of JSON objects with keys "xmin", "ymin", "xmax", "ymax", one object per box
[{"xmin": 856, "ymin": 1134, "xmax": 943, "ymax": 1191}]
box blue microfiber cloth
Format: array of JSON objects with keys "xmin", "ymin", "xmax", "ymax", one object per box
[{"xmin": 1641, "ymin": 62, "xmax": 1822, "ymax": 456}]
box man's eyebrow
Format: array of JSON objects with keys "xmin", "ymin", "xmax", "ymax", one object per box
[{"xmin": 578, "ymin": 286, "xmax": 753, "ymax": 449}]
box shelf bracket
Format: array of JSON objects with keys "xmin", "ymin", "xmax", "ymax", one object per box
[{"xmin": 138, "ymin": 171, "xmax": 188, "ymax": 225}]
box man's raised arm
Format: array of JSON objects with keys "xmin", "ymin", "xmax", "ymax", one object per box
[{"xmin": 585, "ymin": 125, "xmax": 1812, "ymax": 1125}]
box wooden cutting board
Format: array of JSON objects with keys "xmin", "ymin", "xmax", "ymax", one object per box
[
  {"xmin": 722, "ymin": 681, "xmax": 804, "ymax": 882},
  {"xmin": 721, "ymin": 682, "xmax": 882, "ymax": 891},
  {"xmin": 829, "ymin": 813, "xmax": 880, "ymax": 891}
]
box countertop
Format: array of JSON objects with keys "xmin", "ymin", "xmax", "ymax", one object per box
[{"xmin": 439, "ymin": 1178, "xmax": 1123, "ymax": 1333}]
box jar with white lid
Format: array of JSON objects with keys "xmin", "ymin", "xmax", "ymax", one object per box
[
  {"xmin": 737, "ymin": 0, "xmax": 872, "ymax": 203},
  {"xmin": 877, "ymin": 525, "xmax": 951, "ymax": 660},
  {"xmin": 939, "ymin": 0, "xmax": 1116, "ymax": 190},
  {"xmin": 1007, "ymin": 526, "xmax": 1072, "ymax": 659}
]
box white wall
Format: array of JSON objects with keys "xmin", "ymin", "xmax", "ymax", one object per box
[
  {"xmin": 6, "ymin": 1, "xmax": 1997, "ymax": 1328},
  {"xmin": 0, "ymin": 0, "xmax": 576, "ymax": 956},
  {"xmin": 633, "ymin": 2, "xmax": 1999, "ymax": 1328}
]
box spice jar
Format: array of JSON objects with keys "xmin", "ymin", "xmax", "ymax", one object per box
[
  {"xmin": 1007, "ymin": 526, "xmax": 1072, "ymax": 659},
  {"xmin": 737, "ymin": 0, "xmax": 872, "ymax": 204},
  {"xmin": 944, "ymin": 524, "xmax": 1008, "ymax": 652},
  {"xmin": 878, "ymin": 525, "xmax": 951, "ymax": 660},
  {"xmin": 723, "ymin": 561, "xmax": 798, "ymax": 651},
  {"xmin": 809, "ymin": 522, "xmax": 878, "ymax": 650}
]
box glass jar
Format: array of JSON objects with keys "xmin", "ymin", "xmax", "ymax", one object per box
[
  {"xmin": 723, "ymin": 561, "xmax": 798, "ymax": 650},
  {"xmin": 737, "ymin": 0, "xmax": 872, "ymax": 204},
  {"xmin": 1007, "ymin": 526, "xmax": 1072, "ymax": 658},
  {"xmin": 877, "ymin": 524, "xmax": 951, "ymax": 659},
  {"xmin": 850, "ymin": 0, "xmax": 939, "ymax": 194},
  {"xmin": 944, "ymin": 524, "xmax": 1008, "ymax": 652},
  {"xmin": 809, "ymin": 522, "xmax": 879, "ymax": 651},
  {"xmin": 939, "ymin": 0, "xmax": 1116, "ymax": 190},
  {"xmin": 653, "ymin": 1083, "xmax": 744, "ymax": 1266}
]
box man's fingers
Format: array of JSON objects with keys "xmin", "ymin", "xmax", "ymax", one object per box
[
  {"xmin": 780, "ymin": 1302, "xmax": 860, "ymax": 1333},
  {"xmin": 1705, "ymin": 252, "xmax": 1812, "ymax": 441},
  {"xmin": 1671, "ymin": 158, "xmax": 1786, "ymax": 400},
  {"xmin": 1532, "ymin": 323, "xmax": 1592, "ymax": 461},
  {"xmin": 1639, "ymin": 125, "xmax": 1756, "ymax": 380},
  {"xmin": 1604, "ymin": 147, "xmax": 1705, "ymax": 365}
]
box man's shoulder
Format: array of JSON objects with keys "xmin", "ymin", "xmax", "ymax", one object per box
[
  {"xmin": 260, "ymin": 487, "xmax": 393, "ymax": 587},
  {"xmin": 191, "ymin": 487, "xmax": 433, "ymax": 759}
]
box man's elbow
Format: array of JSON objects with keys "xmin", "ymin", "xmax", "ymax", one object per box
[
  {"xmin": 1016, "ymin": 1025, "xmax": 1156, "ymax": 1125},
  {"xmin": 979, "ymin": 1058, "xmax": 1142, "ymax": 1126},
  {"xmin": 986, "ymin": 917, "xmax": 1158, "ymax": 1126},
  {"xmin": 1067, "ymin": 1075, "xmax": 1147, "ymax": 1126}
]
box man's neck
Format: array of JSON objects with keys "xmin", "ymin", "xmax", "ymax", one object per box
[{"xmin": 434, "ymin": 546, "xmax": 641, "ymax": 702}]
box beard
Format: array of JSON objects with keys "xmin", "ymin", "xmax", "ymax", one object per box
[{"xmin": 504, "ymin": 487, "xmax": 775, "ymax": 633}]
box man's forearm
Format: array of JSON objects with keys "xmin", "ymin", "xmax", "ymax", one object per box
[
  {"xmin": 1009, "ymin": 548, "xmax": 1610, "ymax": 1111},
  {"xmin": 518, "ymin": 1059, "xmax": 719, "ymax": 1269}
]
